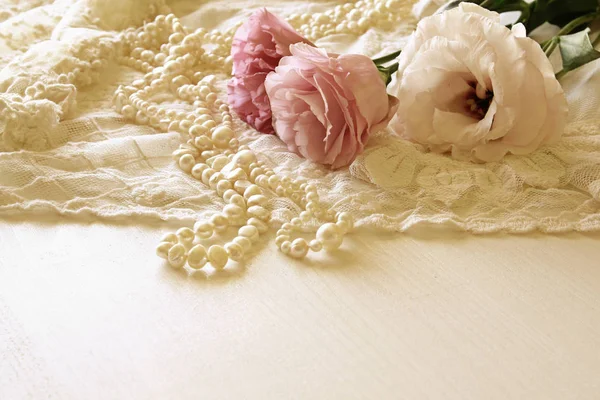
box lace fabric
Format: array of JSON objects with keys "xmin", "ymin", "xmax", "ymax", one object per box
[{"xmin": 0, "ymin": 0, "xmax": 599, "ymax": 234}]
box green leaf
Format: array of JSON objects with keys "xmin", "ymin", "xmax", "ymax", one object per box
[
  {"xmin": 439, "ymin": 0, "xmax": 523, "ymax": 12},
  {"xmin": 437, "ymin": 0, "xmax": 531, "ymax": 24},
  {"xmin": 527, "ymin": 0, "xmax": 598, "ymax": 31},
  {"xmin": 557, "ymin": 29, "xmax": 600, "ymax": 76}
]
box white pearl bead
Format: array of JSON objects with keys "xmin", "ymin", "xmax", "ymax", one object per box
[
  {"xmin": 249, "ymin": 167, "xmax": 264, "ymax": 181},
  {"xmin": 337, "ymin": 212, "xmax": 352, "ymax": 222},
  {"xmin": 268, "ymin": 175, "xmax": 281, "ymax": 189},
  {"xmin": 309, "ymin": 239, "xmax": 323, "ymax": 252},
  {"xmin": 156, "ymin": 241, "xmax": 174, "ymax": 259},
  {"xmin": 187, "ymin": 245, "xmax": 208, "ymax": 269},
  {"xmin": 305, "ymin": 184, "xmax": 317, "ymax": 193},
  {"xmin": 191, "ymin": 125, "xmax": 209, "ymax": 138},
  {"xmin": 201, "ymin": 168, "xmax": 215, "ymax": 184},
  {"xmin": 247, "ymin": 206, "xmax": 269, "ymax": 221},
  {"xmin": 306, "ymin": 201, "xmax": 319, "ymax": 213},
  {"xmin": 203, "ymin": 121, "xmax": 217, "ymax": 131},
  {"xmin": 121, "ymin": 105, "xmax": 136, "ymax": 119},
  {"xmin": 222, "ymin": 189, "xmax": 238, "ymax": 202},
  {"xmin": 233, "ymin": 236, "xmax": 252, "ymax": 252},
  {"xmin": 173, "ymin": 148, "xmax": 196, "ymax": 161},
  {"xmin": 208, "ymin": 245, "xmax": 228, "ymax": 269},
  {"xmin": 180, "ymin": 120, "xmax": 192, "ymax": 131},
  {"xmin": 206, "ymin": 93, "xmax": 218, "ymax": 104},
  {"xmin": 194, "ymin": 221, "xmax": 214, "ymax": 239},
  {"xmin": 280, "ymin": 241, "xmax": 292, "ymax": 254},
  {"xmin": 167, "ymin": 243, "xmax": 187, "ymax": 268},
  {"xmin": 291, "ymin": 218, "xmax": 302, "ymax": 226},
  {"xmin": 161, "ymin": 232, "xmax": 179, "ymax": 244},
  {"xmin": 316, "ymin": 223, "xmax": 343, "ymax": 251},
  {"xmin": 306, "ymin": 192, "xmax": 319, "ymax": 202},
  {"xmin": 171, "ymin": 75, "xmax": 190, "ymax": 88},
  {"xmin": 290, "ymin": 238, "xmax": 309, "ymax": 259},
  {"xmin": 247, "ymin": 195, "xmax": 267, "ymax": 207},
  {"xmin": 154, "ymin": 53, "xmax": 166, "ymax": 64},
  {"xmin": 255, "ymin": 175, "xmax": 269, "ymax": 188},
  {"xmin": 336, "ymin": 212, "xmax": 354, "ymax": 231},
  {"xmin": 169, "ymin": 32, "xmax": 184, "ymax": 44},
  {"xmin": 216, "ymin": 179, "xmax": 233, "ymax": 196},
  {"xmin": 208, "ymin": 172, "xmax": 223, "ymax": 189},
  {"xmin": 336, "ymin": 220, "xmax": 351, "ymax": 234},
  {"xmin": 176, "ymin": 227, "xmax": 195, "ymax": 245},
  {"xmin": 275, "ymin": 235, "xmax": 290, "ymax": 247},
  {"xmin": 300, "ymin": 211, "xmax": 311, "ymax": 222},
  {"xmin": 191, "ymin": 163, "xmax": 208, "ymax": 179},
  {"xmin": 210, "ymin": 214, "xmax": 229, "ymax": 233},
  {"xmin": 225, "ymin": 242, "xmax": 244, "ymax": 261},
  {"xmin": 243, "ymin": 185, "xmax": 262, "ymax": 199},
  {"xmin": 227, "ymin": 168, "xmax": 248, "ymax": 181},
  {"xmin": 238, "ymin": 225, "xmax": 259, "ymax": 242},
  {"xmin": 211, "ymin": 126, "xmax": 234, "ymax": 148},
  {"xmin": 224, "ymin": 204, "xmax": 245, "ymax": 220},
  {"xmin": 136, "ymin": 111, "xmax": 149, "ymax": 124},
  {"xmin": 248, "ymin": 217, "xmax": 268, "ymax": 233},
  {"xmin": 234, "ymin": 180, "xmax": 252, "ymax": 194},
  {"xmin": 228, "ymin": 194, "xmax": 246, "ymax": 209},
  {"xmin": 232, "ymin": 149, "xmax": 256, "ymax": 167},
  {"xmin": 210, "ymin": 156, "xmax": 229, "ymax": 171},
  {"xmin": 326, "ymin": 210, "xmax": 336, "ymax": 221},
  {"xmin": 282, "ymin": 223, "xmax": 293, "ymax": 231}
]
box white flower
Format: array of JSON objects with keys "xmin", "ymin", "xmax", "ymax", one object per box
[{"xmin": 390, "ymin": 3, "xmax": 568, "ymax": 162}]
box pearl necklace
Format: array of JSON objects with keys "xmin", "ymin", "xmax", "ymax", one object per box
[{"xmin": 113, "ymin": 0, "xmax": 412, "ymax": 271}]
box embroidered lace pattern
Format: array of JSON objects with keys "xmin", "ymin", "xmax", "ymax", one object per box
[{"xmin": 1, "ymin": 0, "xmax": 599, "ymax": 243}]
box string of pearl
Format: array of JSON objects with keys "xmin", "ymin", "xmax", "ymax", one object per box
[
  {"xmin": 288, "ymin": 0, "xmax": 415, "ymax": 41},
  {"xmin": 114, "ymin": 6, "xmax": 367, "ymax": 271}
]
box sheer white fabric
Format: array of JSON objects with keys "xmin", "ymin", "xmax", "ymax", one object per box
[{"xmin": 1, "ymin": 0, "xmax": 599, "ymax": 234}]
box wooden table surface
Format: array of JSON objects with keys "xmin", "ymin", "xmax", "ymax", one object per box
[{"xmin": 1, "ymin": 218, "xmax": 599, "ymax": 399}]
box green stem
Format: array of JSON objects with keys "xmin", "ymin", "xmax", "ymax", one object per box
[
  {"xmin": 543, "ymin": 38, "xmax": 559, "ymax": 57},
  {"xmin": 555, "ymin": 69, "xmax": 568, "ymax": 80},
  {"xmin": 477, "ymin": 0, "xmax": 531, "ymax": 26},
  {"xmin": 556, "ymin": 12, "xmax": 600, "ymax": 37},
  {"xmin": 542, "ymin": 12, "xmax": 599, "ymax": 57},
  {"xmin": 372, "ymin": 50, "xmax": 402, "ymax": 65}
]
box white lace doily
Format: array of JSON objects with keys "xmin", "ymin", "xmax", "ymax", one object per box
[{"xmin": 1, "ymin": 0, "xmax": 599, "ymax": 236}]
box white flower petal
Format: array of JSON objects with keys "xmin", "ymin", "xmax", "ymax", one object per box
[{"xmin": 389, "ymin": 3, "xmax": 568, "ymax": 162}]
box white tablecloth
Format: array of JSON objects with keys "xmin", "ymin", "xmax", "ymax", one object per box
[{"xmin": 1, "ymin": 218, "xmax": 599, "ymax": 399}]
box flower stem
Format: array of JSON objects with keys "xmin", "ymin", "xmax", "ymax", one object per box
[
  {"xmin": 372, "ymin": 50, "xmax": 402, "ymax": 65},
  {"xmin": 543, "ymin": 38, "xmax": 559, "ymax": 57},
  {"xmin": 542, "ymin": 12, "xmax": 600, "ymax": 57},
  {"xmin": 555, "ymin": 69, "xmax": 568, "ymax": 80},
  {"xmin": 556, "ymin": 12, "xmax": 600, "ymax": 37}
]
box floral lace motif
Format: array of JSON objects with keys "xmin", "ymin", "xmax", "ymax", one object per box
[{"xmin": 0, "ymin": 0, "xmax": 599, "ymax": 236}]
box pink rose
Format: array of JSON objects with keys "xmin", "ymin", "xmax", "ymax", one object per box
[
  {"xmin": 265, "ymin": 43, "xmax": 399, "ymax": 169},
  {"xmin": 227, "ymin": 9, "xmax": 312, "ymax": 134}
]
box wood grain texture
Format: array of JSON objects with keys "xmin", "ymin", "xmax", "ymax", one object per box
[{"xmin": 0, "ymin": 220, "xmax": 599, "ymax": 399}]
